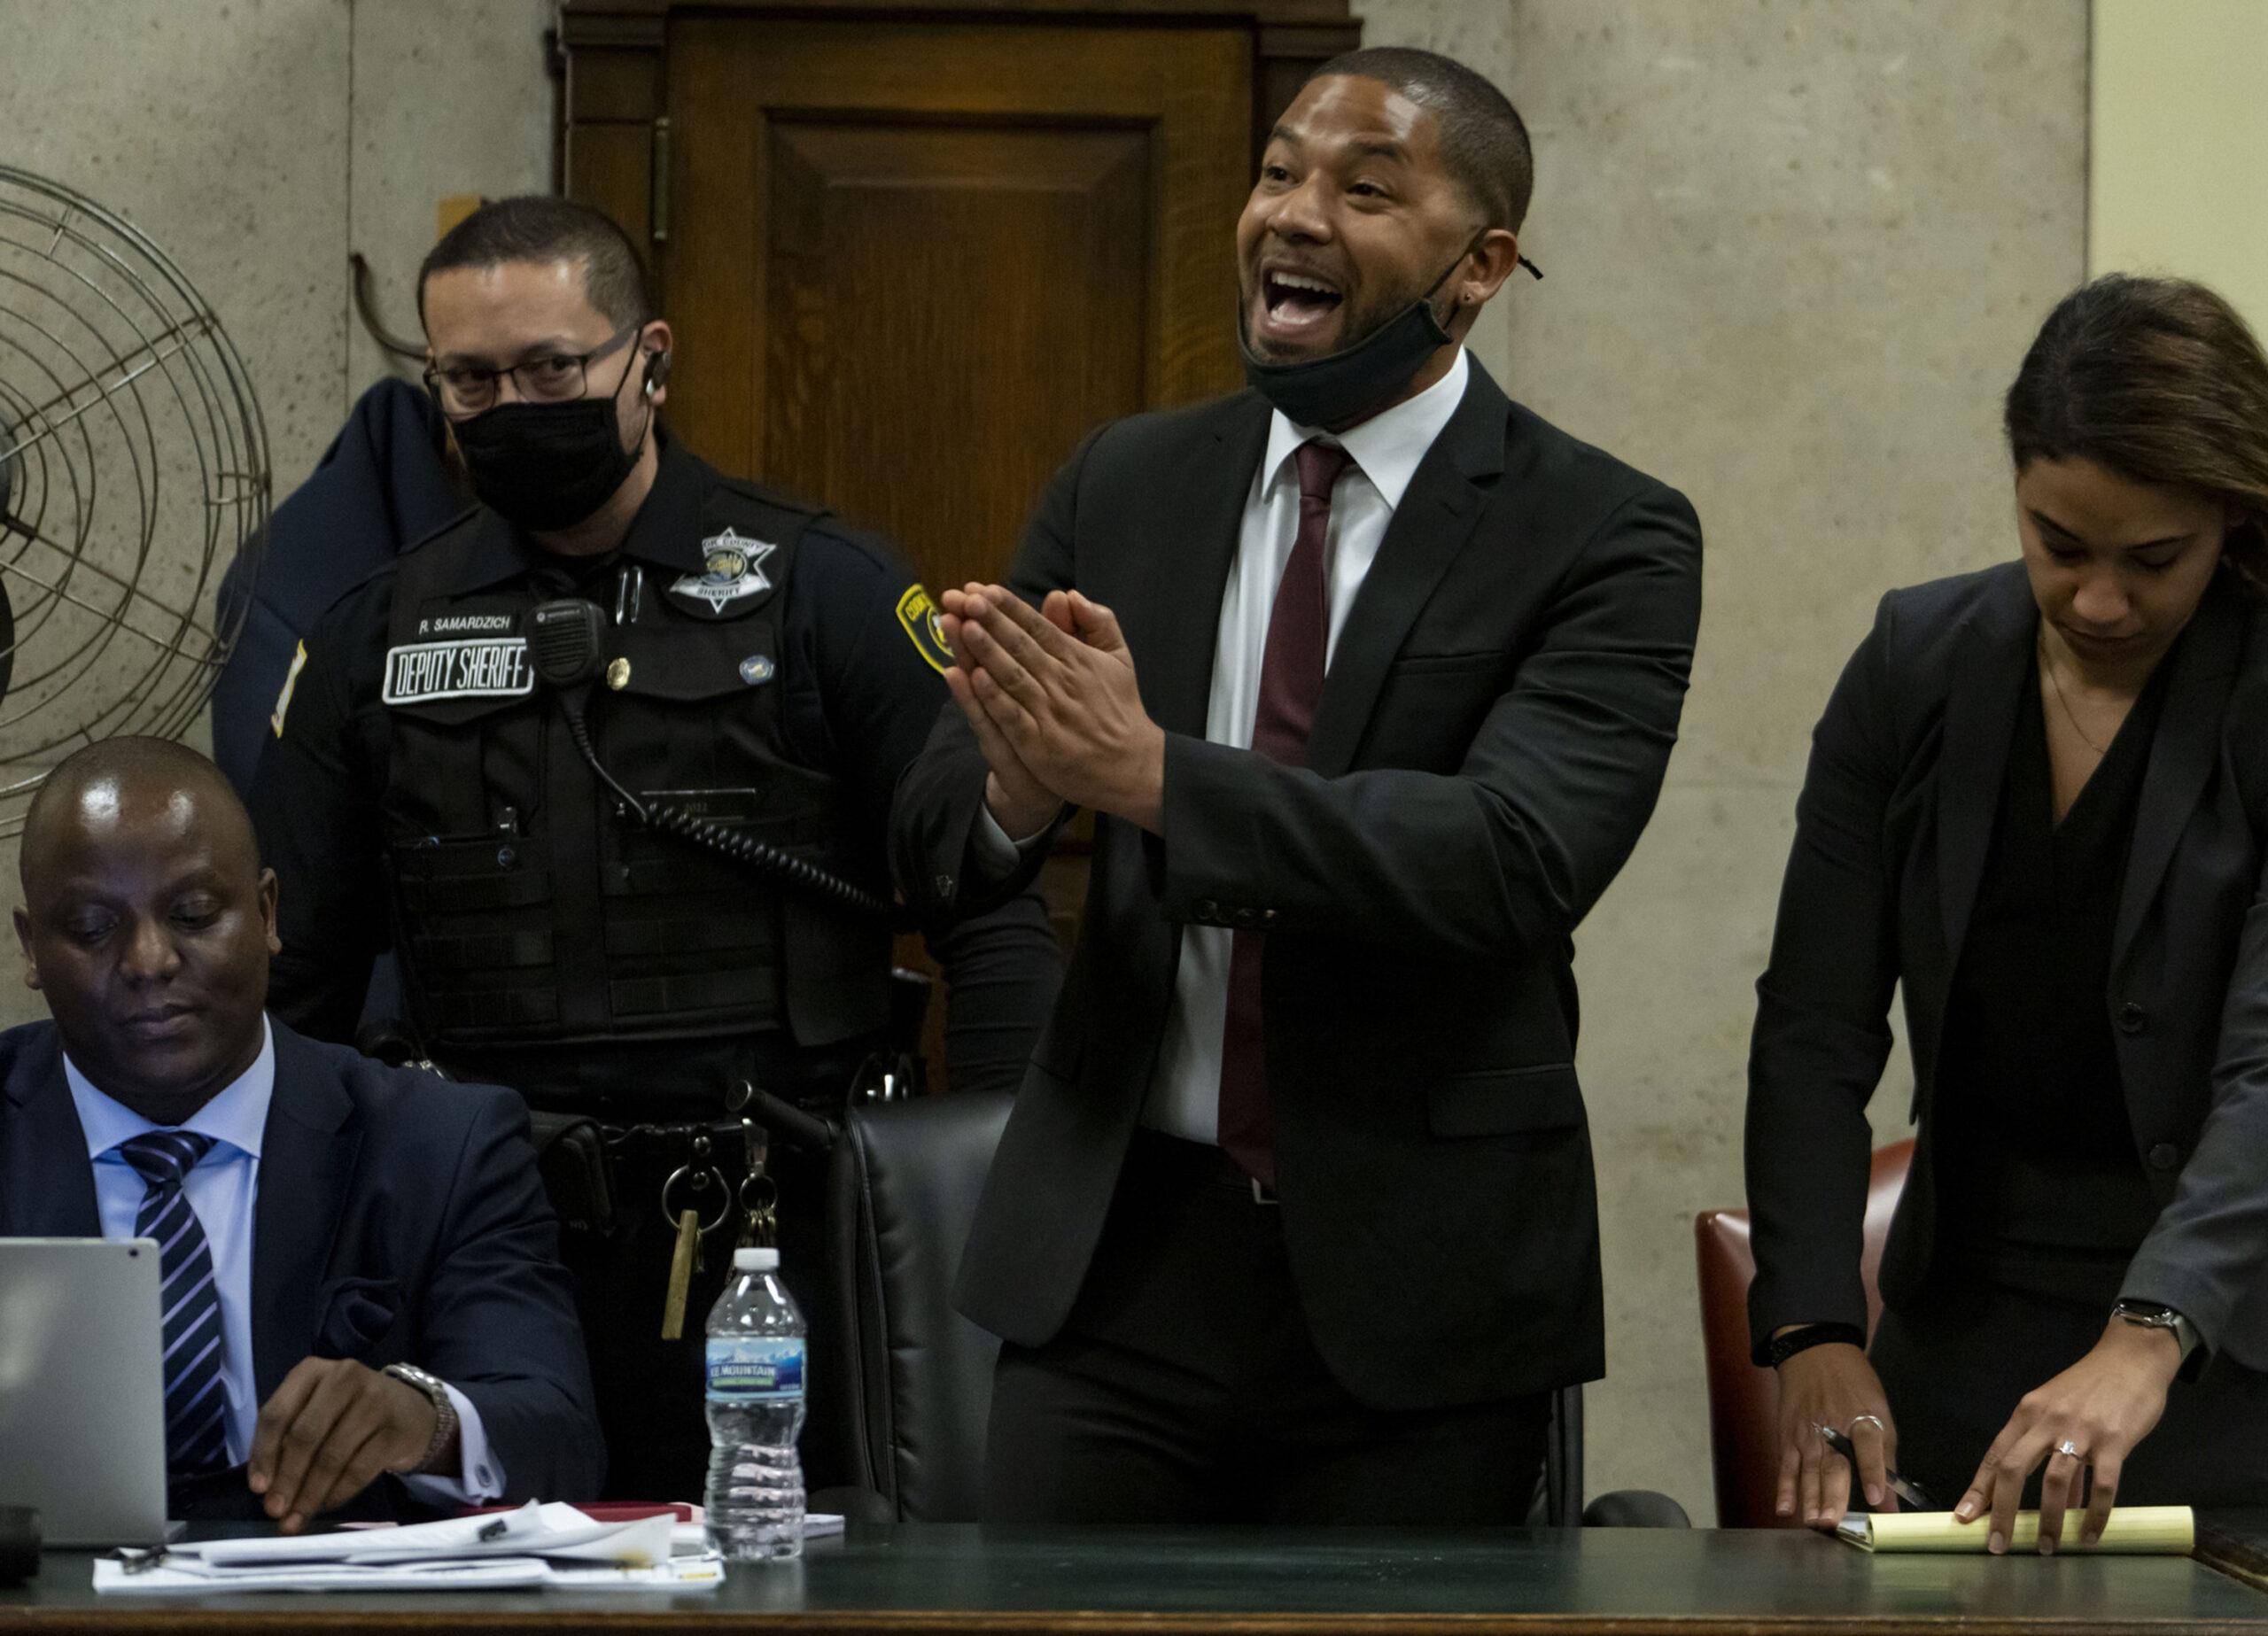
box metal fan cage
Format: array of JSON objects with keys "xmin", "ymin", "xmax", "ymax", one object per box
[{"xmin": 0, "ymin": 164, "xmax": 269, "ymax": 836}]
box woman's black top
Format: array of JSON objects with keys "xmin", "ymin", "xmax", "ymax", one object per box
[{"xmin": 1933, "ymin": 651, "xmax": 2173, "ymax": 1304}]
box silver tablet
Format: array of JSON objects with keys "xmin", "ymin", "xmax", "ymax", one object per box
[{"xmin": 0, "ymin": 1237, "xmax": 167, "ymax": 1546}]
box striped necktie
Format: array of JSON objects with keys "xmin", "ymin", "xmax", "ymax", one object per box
[{"xmin": 116, "ymin": 1129, "xmax": 230, "ymax": 1476}]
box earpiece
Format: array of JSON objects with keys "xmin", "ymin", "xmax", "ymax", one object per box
[{"xmin": 643, "ymin": 350, "xmax": 672, "ymax": 397}]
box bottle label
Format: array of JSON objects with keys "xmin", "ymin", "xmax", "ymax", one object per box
[{"xmin": 706, "ymin": 1337, "xmax": 804, "ymax": 1400}]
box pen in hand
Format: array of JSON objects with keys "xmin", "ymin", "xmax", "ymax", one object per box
[{"xmin": 1814, "ymin": 1423, "xmax": 1938, "ymax": 1513}]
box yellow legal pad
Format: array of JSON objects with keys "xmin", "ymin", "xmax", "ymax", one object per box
[{"xmin": 1836, "ymin": 1506, "xmax": 2195, "ymax": 1554}]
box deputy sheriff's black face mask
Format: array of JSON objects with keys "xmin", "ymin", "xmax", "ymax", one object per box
[
  {"xmin": 1239, "ymin": 242, "xmax": 1477, "ymax": 430},
  {"xmin": 454, "ymin": 352, "xmax": 650, "ymax": 533}
]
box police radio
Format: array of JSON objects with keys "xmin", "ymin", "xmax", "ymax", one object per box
[{"xmin": 524, "ymin": 598, "xmax": 899, "ymax": 923}]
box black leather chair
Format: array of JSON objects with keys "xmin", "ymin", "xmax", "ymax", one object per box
[
  {"xmin": 819, "ymin": 1089, "xmax": 1010, "ymax": 1520},
  {"xmin": 1543, "ymin": 1386, "xmax": 1691, "ymax": 1528},
  {"xmin": 811, "ymin": 1089, "xmax": 1687, "ymax": 1526}
]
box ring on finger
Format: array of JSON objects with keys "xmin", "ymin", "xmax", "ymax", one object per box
[
  {"xmin": 1847, "ymin": 1415, "xmax": 1887, "ymax": 1434},
  {"xmin": 2054, "ymin": 1439, "xmax": 2085, "ymax": 1461}
]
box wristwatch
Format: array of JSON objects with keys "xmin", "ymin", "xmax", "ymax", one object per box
[
  {"xmin": 382, "ymin": 1362, "xmax": 461, "ymax": 1474},
  {"xmin": 1763, "ymin": 1322, "xmax": 1866, "ymax": 1369},
  {"xmin": 2111, "ymin": 1300, "xmax": 2201, "ymax": 1367}
]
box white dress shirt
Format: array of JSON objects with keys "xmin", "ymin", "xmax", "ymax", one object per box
[
  {"xmin": 66, "ymin": 1015, "xmax": 501, "ymax": 1503},
  {"xmin": 1141, "ymin": 348, "xmax": 1472, "ymax": 1142}
]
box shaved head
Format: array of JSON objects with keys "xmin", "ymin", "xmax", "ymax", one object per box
[
  {"xmin": 22, "ymin": 737, "xmax": 260, "ymax": 889},
  {"xmin": 15, "ymin": 736, "xmax": 277, "ymax": 1123}
]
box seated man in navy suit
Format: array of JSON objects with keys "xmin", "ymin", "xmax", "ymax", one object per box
[{"xmin": 0, "ymin": 736, "xmax": 601, "ymax": 1526}]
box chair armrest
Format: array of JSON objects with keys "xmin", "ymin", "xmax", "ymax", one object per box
[{"xmin": 1581, "ymin": 1489, "xmax": 1692, "ymax": 1528}]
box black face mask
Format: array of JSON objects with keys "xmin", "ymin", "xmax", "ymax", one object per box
[
  {"xmin": 453, "ymin": 350, "xmax": 651, "ymax": 533},
  {"xmin": 1239, "ymin": 247, "xmax": 1472, "ymax": 430}
]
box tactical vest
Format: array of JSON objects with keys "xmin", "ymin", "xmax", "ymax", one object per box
[{"xmin": 376, "ymin": 487, "xmax": 893, "ymax": 1063}]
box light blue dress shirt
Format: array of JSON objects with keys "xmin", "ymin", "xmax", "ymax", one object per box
[{"xmin": 65, "ymin": 1016, "xmax": 501, "ymax": 1503}]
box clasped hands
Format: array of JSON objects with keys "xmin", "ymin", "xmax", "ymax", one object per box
[
  {"xmin": 938, "ymin": 584, "xmax": 1166, "ymax": 837},
  {"xmin": 245, "ymin": 1356, "xmax": 452, "ymax": 1533},
  {"xmin": 1774, "ymin": 1319, "xmax": 2179, "ymax": 1554}
]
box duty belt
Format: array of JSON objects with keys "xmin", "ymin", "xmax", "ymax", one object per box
[{"xmin": 527, "ymin": 1112, "xmax": 780, "ymax": 1244}]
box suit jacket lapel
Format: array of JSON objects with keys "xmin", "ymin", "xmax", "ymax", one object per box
[
  {"xmin": 1132, "ymin": 395, "xmax": 1273, "ymax": 741},
  {"xmin": 2114, "ymin": 578, "xmax": 2243, "ymax": 966},
  {"xmin": 1307, "ymin": 367, "xmax": 1508, "ymax": 779},
  {"xmin": 0, "ymin": 1027, "xmax": 101, "ymax": 1237},
  {"xmin": 250, "ymin": 1027, "xmax": 361, "ymax": 1404},
  {"xmin": 1937, "ymin": 568, "xmax": 2035, "ymax": 966}
]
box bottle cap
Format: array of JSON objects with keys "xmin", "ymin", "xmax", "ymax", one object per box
[{"xmin": 734, "ymin": 1246, "xmax": 780, "ymax": 1272}]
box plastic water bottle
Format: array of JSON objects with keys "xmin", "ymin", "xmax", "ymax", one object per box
[{"xmin": 703, "ymin": 1245, "xmax": 807, "ymax": 1560}]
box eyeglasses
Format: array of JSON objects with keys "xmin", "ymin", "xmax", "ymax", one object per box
[{"xmin": 424, "ymin": 322, "xmax": 641, "ymax": 417}]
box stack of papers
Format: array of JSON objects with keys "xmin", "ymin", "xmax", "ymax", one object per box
[
  {"xmin": 1837, "ymin": 1505, "xmax": 2195, "ymax": 1554},
  {"xmin": 95, "ymin": 1501, "xmax": 721, "ymax": 1594}
]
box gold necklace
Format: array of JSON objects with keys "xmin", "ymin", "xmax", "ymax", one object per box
[{"xmin": 2040, "ymin": 637, "xmax": 2110, "ymax": 756}]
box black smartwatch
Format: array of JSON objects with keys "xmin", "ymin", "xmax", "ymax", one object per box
[
  {"xmin": 2111, "ymin": 1300, "xmax": 2201, "ymax": 1367},
  {"xmin": 1764, "ymin": 1322, "xmax": 1866, "ymax": 1369}
]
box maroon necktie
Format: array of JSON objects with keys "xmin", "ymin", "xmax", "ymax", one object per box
[{"xmin": 1217, "ymin": 440, "xmax": 1350, "ymax": 1187}]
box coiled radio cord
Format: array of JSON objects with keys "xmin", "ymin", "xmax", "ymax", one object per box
[{"xmin": 555, "ymin": 695, "xmax": 898, "ymax": 926}]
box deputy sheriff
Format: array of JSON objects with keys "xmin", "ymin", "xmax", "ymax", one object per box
[{"xmin": 249, "ymin": 197, "xmax": 1062, "ymax": 1500}]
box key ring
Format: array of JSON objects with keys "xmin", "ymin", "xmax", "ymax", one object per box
[
  {"xmin": 658, "ymin": 1163, "xmax": 733, "ymax": 1235},
  {"xmin": 737, "ymin": 1171, "xmax": 778, "ymax": 1219}
]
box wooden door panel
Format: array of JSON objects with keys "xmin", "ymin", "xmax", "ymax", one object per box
[
  {"xmin": 565, "ymin": 4, "xmax": 1360, "ymax": 312},
  {"xmin": 669, "ymin": 17, "xmax": 1251, "ymax": 587},
  {"xmin": 765, "ymin": 122, "xmax": 1149, "ymax": 593}
]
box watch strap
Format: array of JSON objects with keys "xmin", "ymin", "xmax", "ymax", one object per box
[
  {"xmin": 382, "ymin": 1363, "xmax": 460, "ymax": 1475},
  {"xmin": 1764, "ymin": 1322, "xmax": 1867, "ymax": 1369},
  {"xmin": 2112, "ymin": 1300, "xmax": 2201, "ymax": 1365}
]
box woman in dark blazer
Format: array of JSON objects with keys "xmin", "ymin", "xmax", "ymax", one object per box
[{"xmin": 1746, "ymin": 275, "xmax": 2268, "ymax": 1554}]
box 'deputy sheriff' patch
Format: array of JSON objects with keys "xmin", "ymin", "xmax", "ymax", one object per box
[
  {"xmin": 382, "ymin": 637, "xmax": 535, "ymax": 705},
  {"xmin": 667, "ymin": 526, "xmax": 779, "ymax": 617}
]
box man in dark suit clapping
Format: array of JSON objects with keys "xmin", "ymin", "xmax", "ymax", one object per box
[
  {"xmin": 893, "ymin": 48, "xmax": 1704, "ymax": 1522},
  {"xmin": 0, "ymin": 737, "xmax": 600, "ymax": 1526}
]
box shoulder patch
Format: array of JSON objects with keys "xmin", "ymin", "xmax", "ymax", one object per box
[
  {"xmin": 270, "ymin": 640, "xmax": 310, "ymax": 737},
  {"xmin": 895, "ymin": 585, "xmax": 953, "ymax": 676}
]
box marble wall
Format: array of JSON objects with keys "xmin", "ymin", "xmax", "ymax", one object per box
[
  {"xmin": 1360, "ymin": 0, "xmax": 2085, "ymax": 1518},
  {"xmin": 0, "ymin": 0, "xmax": 555, "ymax": 1023},
  {"xmin": 2, "ymin": 0, "xmax": 2091, "ymax": 1524}
]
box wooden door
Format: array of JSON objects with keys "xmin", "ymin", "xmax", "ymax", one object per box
[
  {"xmin": 561, "ymin": 1, "xmax": 1356, "ymax": 1083},
  {"xmin": 563, "ymin": 0, "xmax": 1359, "ymax": 581},
  {"xmin": 664, "ymin": 20, "xmax": 1248, "ymax": 591}
]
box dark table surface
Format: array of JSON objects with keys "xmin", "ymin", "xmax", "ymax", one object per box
[
  {"xmin": 8, "ymin": 1523, "xmax": 2268, "ymax": 1634},
  {"xmin": 2202, "ymin": 1510, "xmax": 2268, "ymax": 1594}
]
